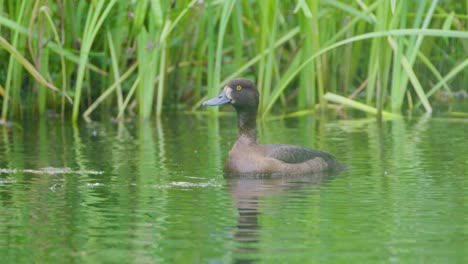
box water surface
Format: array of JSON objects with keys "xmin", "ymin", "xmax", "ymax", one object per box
[{"xmin": 0, "ymin": 114, "xmax": 467, "ymax": 263}]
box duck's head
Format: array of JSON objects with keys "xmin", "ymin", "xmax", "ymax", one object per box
[{"xmin": 203, "ymin": 78, "xmax": 259, "ymax": 112}]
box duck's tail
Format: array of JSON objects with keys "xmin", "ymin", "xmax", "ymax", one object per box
[{"xmin": 328, "ymin": 159, "xmax": 348, "ymax": 172}]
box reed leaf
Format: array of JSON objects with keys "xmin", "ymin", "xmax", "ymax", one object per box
[
  {"xmin": 213, "ymin": 0, "xmax": 235, "ymax": 97},
  {"xmin": 106, "ymin": 30, "xmax": 123, "ymax": 110},
  {"xmin": 0, "ymin": 84, "xmax": 5, "ymax": 97},
  {"xmin": 117, "ymin": 77, "xmax": 140, "ymax": 119},
  {"xmin": 83, "ymin": 62, "xmax": 138, "ymax": 121},
  {"xmin": 323, "ymin": 92, "xmax": 400, "ymax": 119},
  {"xmin": 324, "ymin": 0, "xmax": 373, "ymax": 23},
  {"xmin": 0, "ymin": 35, "xmax": 71, "ymax": 101},
  {"xmin": 38, "ymin": 6, "xmax": 68, "ymax": 117},
  {"xmin": 72, "ymin": 0, "xmax": 117, "ymax": 122},
  {"xmin": 417, "ymin": 58, "xmax": 468, "ymax": 108}
]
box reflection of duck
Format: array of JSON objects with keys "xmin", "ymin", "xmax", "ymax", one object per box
[
  {"xmin": 226, "ymin": 173, "xmax": 332, "ymax": 260},
  {"xmin": 203, "ymin": 78, "xmax": 343, "ymax": 175}
]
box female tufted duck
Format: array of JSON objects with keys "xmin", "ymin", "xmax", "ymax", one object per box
[{"xmin": 203, "ymin": 78, "xmax": 343, "ymax": 175}]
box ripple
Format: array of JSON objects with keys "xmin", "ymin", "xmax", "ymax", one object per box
[
  {"xmin": 0, "ymin": 178, "xmax": 17, "ymax": 185},
  {"xmin": 154, "ymin": 179, "xmax": 222, "ymax": 189},
  {"xmin": 0, "ymin": 167, "xmax": 104, "ymax": 175},
  {"xmin": 86, "ymin": 182, "xmax": 105, "ymax": 187}
]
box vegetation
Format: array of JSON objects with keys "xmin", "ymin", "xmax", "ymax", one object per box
[{"xmin": 0, "ymin": 0, "xmax": 466, "ymax": 122}]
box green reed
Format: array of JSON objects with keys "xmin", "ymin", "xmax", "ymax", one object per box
[
  {"xmin": 0, "ymin": 0, "xmax": 466, "ymax": 122},
  {"xmin": 71, "ymin": 0, "xmax": 117, "ymax": 122}
]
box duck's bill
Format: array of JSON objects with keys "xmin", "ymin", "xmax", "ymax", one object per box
[{"xmin": 202, "ymin": 91, "xmax": 231, "ymax": 106}]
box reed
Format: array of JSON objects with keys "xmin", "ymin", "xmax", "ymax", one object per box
[
  {"xmin": 71, "ymin": 0, "xmax": 117, "ymax": 122},
  {"xmin": 0, "ymin": 0, "xmax": 466, "ymax": 122}
]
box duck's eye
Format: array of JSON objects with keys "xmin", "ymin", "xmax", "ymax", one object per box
[{"xmin": 236, "ymin": 85, "xmax": 242, "ymax": 91}]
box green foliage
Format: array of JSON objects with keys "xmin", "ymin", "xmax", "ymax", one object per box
[{"xmin": 0, "ymin": 0, "xmax": 466, "ymax": 121}]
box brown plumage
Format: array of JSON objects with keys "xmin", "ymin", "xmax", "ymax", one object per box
[{"xmin": 203, "ymin": 78, "xmax": 343, "ymax": 175}]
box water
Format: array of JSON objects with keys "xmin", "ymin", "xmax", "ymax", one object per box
[{"xmin": 0, "ymin": 114, "xmax": 467, "ymax": 263}]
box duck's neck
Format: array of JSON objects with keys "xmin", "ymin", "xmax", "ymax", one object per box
[{"xmin": 236, "ymin": 108, "xmax": 257, "ymax": 143}]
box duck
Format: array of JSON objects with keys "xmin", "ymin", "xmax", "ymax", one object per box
[{"xmin": 203, "ymin": 78, "xmax": 343, "ymax": 175}]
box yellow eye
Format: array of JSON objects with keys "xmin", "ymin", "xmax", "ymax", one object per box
[{"xmin": 236, "ymin": 85, "xmax": 242, "ymax": 91}]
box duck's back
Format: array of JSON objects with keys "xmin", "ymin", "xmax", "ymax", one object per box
[{"xmin": 263, "ymin": 144, "xmax": 343, "ymax": 170}]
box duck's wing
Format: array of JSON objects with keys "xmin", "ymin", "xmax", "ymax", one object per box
[{"xmin": 263, "ymin": 144, "xmax": 337, "ymax": 164}]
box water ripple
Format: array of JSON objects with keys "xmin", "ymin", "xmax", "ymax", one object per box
[
  {"xmin": 0, "ymin": 167, "xmax": 104, "ymax": 175},
  {"xmin": 154, "ymin": 179, "xmax": 222, "ymax": 189}
]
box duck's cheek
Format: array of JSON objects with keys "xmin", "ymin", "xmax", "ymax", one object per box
[
  {"xmin": 224, "ymin": 87, "xmax": 232, "ymax": 96},
  {"xmin": 224, "ymin": 88, "xmax": 235, "ymax": 104}
]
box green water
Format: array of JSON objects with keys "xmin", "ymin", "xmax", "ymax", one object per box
[{"xmin": 0, "ymin": 114, "xmax": 467, "ymax": 263}]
